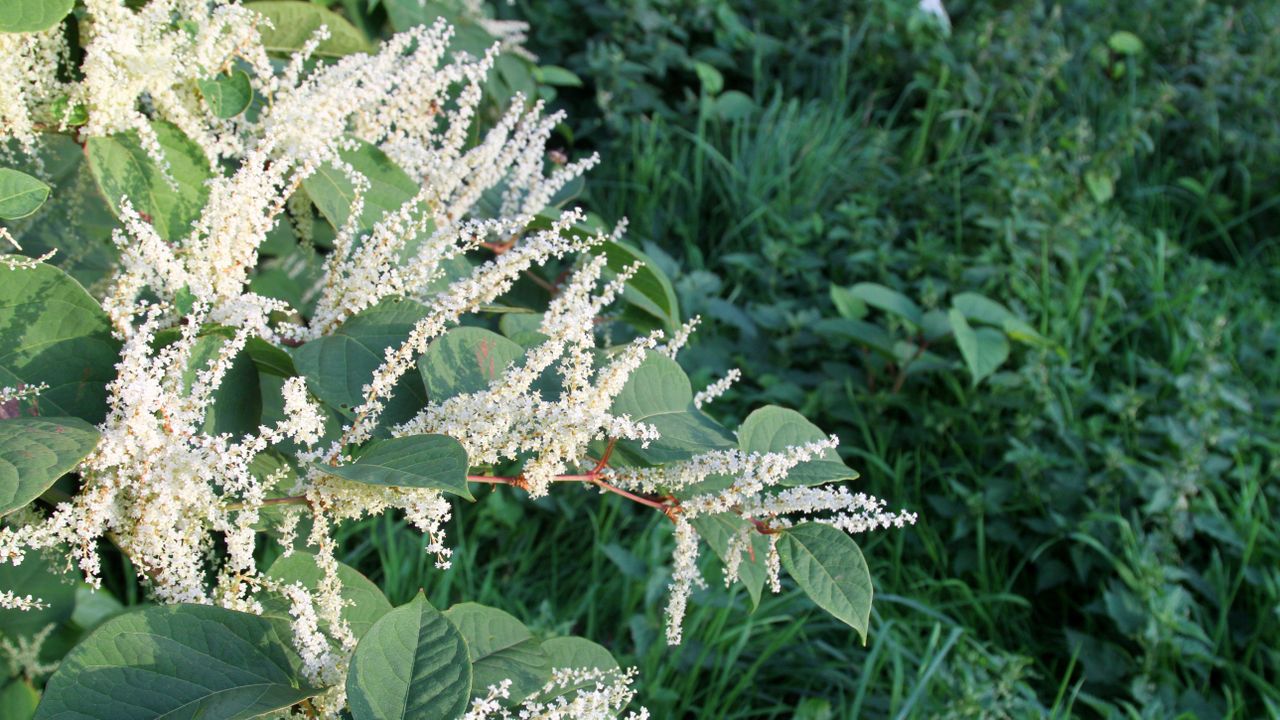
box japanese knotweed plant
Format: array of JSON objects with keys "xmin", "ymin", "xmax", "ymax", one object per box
[{"xmin": 0, "ymin": 1, "xmax": 915, "ymax": 718}]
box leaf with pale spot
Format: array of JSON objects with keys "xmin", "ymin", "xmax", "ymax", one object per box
[{"xmin": 0, "ymin": 417, "xmax": 98, "ymax": 517}]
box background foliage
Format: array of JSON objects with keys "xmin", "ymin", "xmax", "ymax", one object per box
[
  {"xmin": 472, "ymin": 0, "xmax": 1278, "ymax": 716},
  {"xmin": 2, "ymin": 0, "xmax": 1278, "ymax": 718}
]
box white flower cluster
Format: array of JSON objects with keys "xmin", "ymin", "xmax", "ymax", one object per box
[
  {"xmin": 2, "ymin": 5, "xmax": 620, "ymax": 693},
  {"xmin": 0, "ymin": 301, "xmax": 329, "ymax": 607},
  {"xmin": 463, "ymin": 667, "xmax": 649, "ymax": 720},
  {"xmin": 78, "ymin": 0, "xmax": 271, "ymax": 164},
  {"xmin": 1, "ymin": 0, "xmax": 270, "ymax": 165},
  {"xmin": 0, "ymin": 26, "xmax": 66, "ymax": 155},
  {"xmin": 396, "ymin": 254, "xmax": 661, "ymax": 497},
  {"xmin": 0, "ymin": 622, "xmax": 58, "ymax": 682},
  {"xmin": 0, "ymin": 590, "xmax": 47, "ymax": 612},
  {"xmin": 604, "ymin": 437, "xmax": 917, "ymax": 643},
  {"xmin": 693, "ymin": 368, "xmax": 740, "ymax": 409}
]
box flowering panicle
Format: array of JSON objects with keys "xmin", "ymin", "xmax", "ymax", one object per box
[
  {"xmin": 693, "ymin": 368, "xmax": 740, "ymax": 409},
  {"xmin": 66, "ymin": 0, "xmax": 269, "ymax": 165},
  {"xmin": 0, "ymin": 26, "xmax": 66, "ymax": 156},
  {"xmin": 659, "ymin": 315, "xmax": 700, "ymax": 358},
  {"xmin": 0, "ymin": 622, "xmax": 58, "ymax": 682},
  {"xmin": 462, "ymin": 667, "xmax": 649, "ymax": 720},
  {"xmin": 394, "ymin": 255, "xmax": 662, "ymax": 497},
  {"xmin": 604, "ymin": 436, "xmax": 916, "ymax": 642},
  {"xmin": 0, "ymin": 590, "xmax": 47, "ymax": 612}
]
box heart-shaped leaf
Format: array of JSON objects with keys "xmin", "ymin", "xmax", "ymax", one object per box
[
  {"xmin": 420, "ymin": 327, "xmax": 524, "ymax": 402},
  {"xmin": 263, "ymin": 551, "xmax": 392, "ymax": 641},
  {"xmin": 609, "ymin": 352, "xmax": 735, "ymax": 465},
  {"xmin": 35, "ymin": 604, "xmax": 321, "ymax": 720},
  {"xmin": 444, "ymin": 603, "xmax": 550, "ymax": 703},
  {"xmin": 86, "ymin": 121, "xmax": 212, "ymax": 242},
  {"xmin": 737, "ymin": 406, "xmax": 856, "ymax": 487},
  {"xmin": 777, "ymin": 522, "xmax": 874, "ymax": 642},
  {"xmin": 0, "ymin": 263, "xmax": 120, "ymax": 423},
  {"xmin": 247, "ymin": 1, "xmax": 371, "ymax": 57},
  {"xmin": 346, "ymin": 592, "xmax": 472, "ymax": 720}
]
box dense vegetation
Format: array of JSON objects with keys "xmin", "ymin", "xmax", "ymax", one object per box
[
  {"xmin": 463, "ymin": 0, "xmax": 1277, "ymax": 716},
  {"xmin": 1, "ymin": 0, "xmax": 1276, "ymax": 718}
]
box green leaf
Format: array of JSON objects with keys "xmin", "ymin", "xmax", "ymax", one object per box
[
  {"xmin": 540, "ymin": 636, "xmax": 619, "ymax": 671},
  {"xmin": 419, "ymin": 327, "xmax": 524, "ymax": 402},
  {"xmin": 247, "ymin": 1, "xmax": 371, "ymax": 57},
  {"xmin": 1084, "ymin": 168, "xmax": 1115, "ymax": 204},
  {"xmin": 50, "ymin": 97, "xmax": 87, "ymax": 127},
  {"xmin": 0, "ymin": 169, "xmax": 50, "ymax": 220},
  {"xmin": 828, "ymin": 285, "xmax": 867, "ymax": 321},
  {"xmin": 950, "ymin": 293, "xmax": 1050, "ymax": 349},
  {"xmin": 0, "ymin": 680, "xmax": 38, "ymax": 720},
  {"xmin": 737, "ymin": 406, "xmax": 855, "ymax": 487},
  {"xmin": 197, "ymin": 70, "xmax": 254, "ymax": 118},
  {"xmin": 85, "ymin": 121, "xmax": 213, "ymax": 242},
  {"xmin": 292, "ymin": 297, "xmax": 429, "ymax": 424},
  {"xmin": 812, "ymin": 317, "xmax": 896, "ymax": 357},
  {"xmin": 950, "ymin": 292, "xmax": 1014, "ymax": 326},
  {"xmin": 263, "ymin": 551, "xmax": 392, "ymax": 640},
  {"xmin": 534, "ymin": 65, "xmax": 582, "ymax": 87},
  {"xmin": 688, "ymin": 513, "xmax": 768, "ymax": 609},
  {"xmin": 0, "ymin": 417, "xmax": 99, "ymax": 517},
  {"xmin": 693, "ymin": 61, "xmax": 724, "ymax": 95},
  {"xmin": 848, "ymin": 283, "xmax": 923, "ymax": 328},
  {"xmin": 921, "ymin": 309, "xmax": 952, "ymax": 342},
  {"xmin": 247, "ymin": 337, "xmax": 298, "ymax": 377},
  {"xmin": 493, "ymin": 53, "xmax": 536, "ymax": 108},
  {"xmin": 777, "ymin": 522, "xmax": 873, "ymax": 642},
  {"xmin": 69, "ymin": 586, "xmax": 124, "ymax": 634},
  {"xmin": 499, "ymin": 313, "xmax": 547, "ymax": 347},
  {"xmin": 381, "ymin": 0, "xmax": 453, "ymax": 33},
  {"xmin": 609, "ymin": 351, "xmax": 735, "ymax": 465},
  {"xmin": 714, "ymin": 90, "xmax": 755, "ymax": 121},
  {"xmin": 948, "ymin": 309, "xmax": 1009, "ymax": 385},
  {"xmin": 591, "ymin": 239, "xmax": 681, "ymax": 333},
  {"xmin": 347, "ymin": 592, "xmax": 472, "ymax": 720},
  {"xmin": 1107, "ymin": 30, "xmax": 1144, "ymax": 55},
  {"xmin": 444, "ymin": 603, "xmax": 550, "ymax": 703},
  {"xmin": 0, "ymin": 0, "xmax": 73, "ymax": 32},
  {"xmin": 1000, "ymin": 317, "xmax": 1053, "ymax": 350},
  {"xmin": 314, "ymin": 434, "xmax": 472, "ymax": 499},
  {"xmin": 34, "ymin": 604, "xmax": 320, "ymax": 720},
  {"xmin": 0, "ymin": 262, "xmax": 121, "ymax": 423},
  {"xmin": 302, "ymin": 138, "xmax": 418, "ymax": 235},
  {"xmin": 1, "ymin": 135, "xmax": 118, "ymax": 288}
]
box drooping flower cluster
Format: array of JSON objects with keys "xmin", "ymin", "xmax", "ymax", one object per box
[
  {"xmin": 463, "ymin": 668, "xmax": 650, "ymax": 720},
  {"xmin": 604, "ymin": 438, "xmax": 918, "ymax": 642}
]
